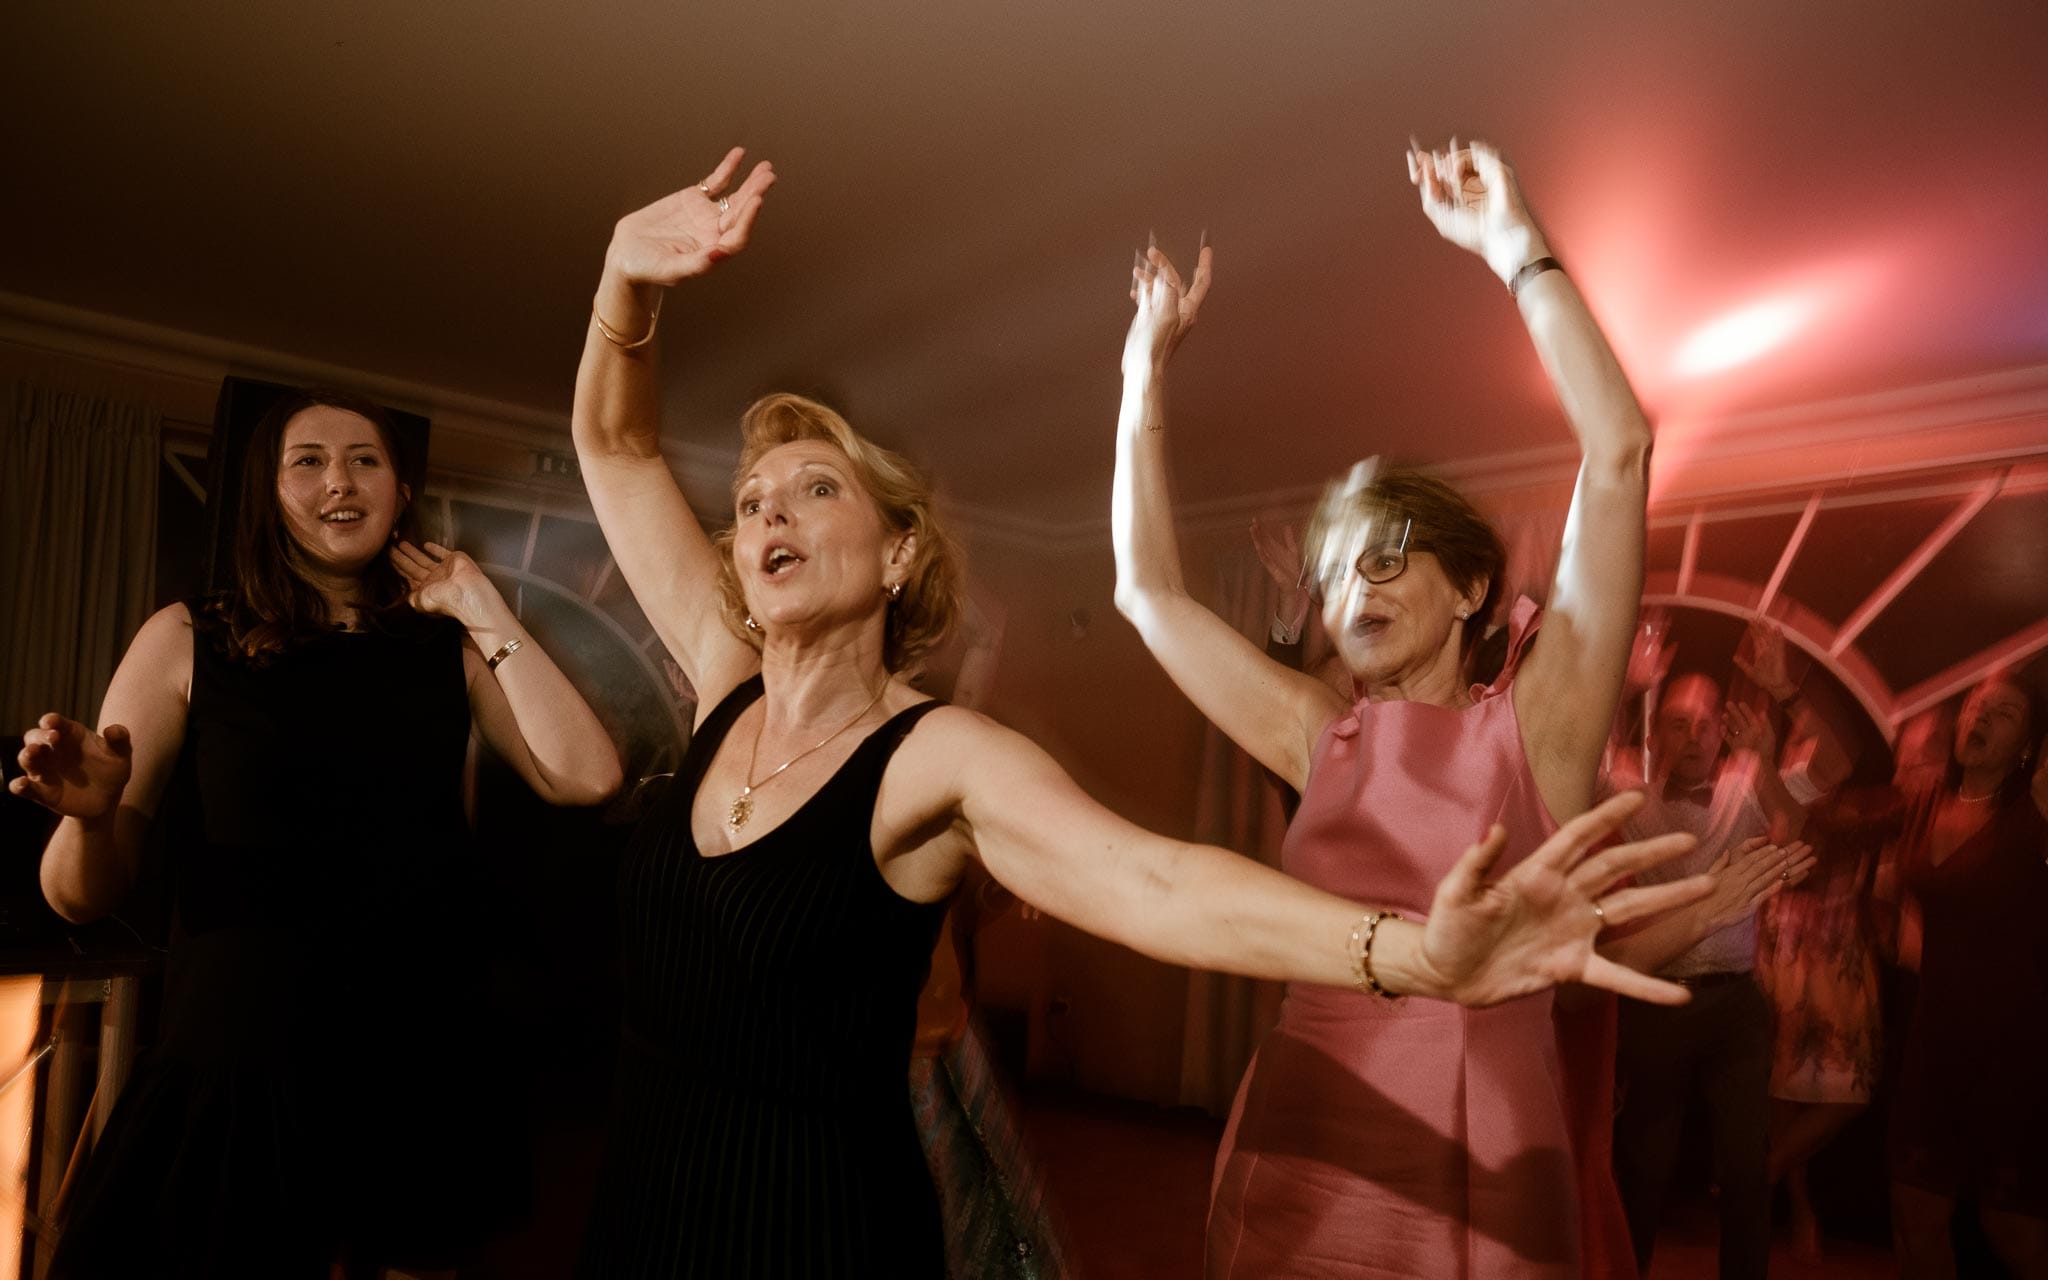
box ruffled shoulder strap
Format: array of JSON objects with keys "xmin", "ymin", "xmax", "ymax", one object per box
[{"xmin": 1469, "ymin": 595, "xmax": 1542, "ymax": 704}]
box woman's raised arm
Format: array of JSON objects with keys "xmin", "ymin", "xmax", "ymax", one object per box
[
  {"xmin": 1407, "ymin": 140, "xmax": 1655, "ymax": 820},
  {"xmin": 572, "ymin": 147, "xmax": 776, "ymax": 712},
  {"xmin": 1112, "ymin": 244, "xmax": 1348, "ymax": 790}
]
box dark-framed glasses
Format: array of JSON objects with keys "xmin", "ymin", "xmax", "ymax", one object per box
[{"xmin": 1356, "ymin": 518, "xmax": 1413, "ymax": 585}]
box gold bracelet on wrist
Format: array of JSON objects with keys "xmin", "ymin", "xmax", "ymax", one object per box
[
  {"xmin": 593, "ymin": 291, "xmax": 662, "ymax": 350},
  {"xmin": 1347, "ymin": 909, "xmax": 1405, "ymax": 1000},
  {"xmin": 485, "ymin": 637, "xmax": 524, "ymax": 672}
]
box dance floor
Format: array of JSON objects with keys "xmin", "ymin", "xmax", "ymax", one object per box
[{"xmin": 1018, "ymin": 1088, "xmax": 1896, "ymax": 1279}]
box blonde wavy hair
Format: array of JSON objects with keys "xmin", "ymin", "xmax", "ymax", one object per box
[{"xmin": 713, "ymin": 393, "xmax": 962, "ymax": 674}]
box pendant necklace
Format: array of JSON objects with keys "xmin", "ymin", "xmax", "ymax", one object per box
[{"xmin": 727, "ymin": 679, "xmax": 890, "ymax": 831}]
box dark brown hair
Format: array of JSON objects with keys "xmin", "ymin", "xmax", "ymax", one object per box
[
  {"xmin": 712, "ymin": 393, "xmax": 962, "ymax": 674},
  {"xmin": 1940, "ymin": 671, "xmax": 2046, "ymax": 810},
  {"xmin": 1305, "ymin": 465, "xmax": 1506, "ymax": 653},
  {"xmin": 212, "ymin": 388, "xmax": 420, "ymax": 663}
]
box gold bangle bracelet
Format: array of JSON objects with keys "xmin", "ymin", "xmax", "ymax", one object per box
[
  {"xmin": 485, "ymin": 637, "xmax": 523, "ymax": 671},
  {"xmin": 1347, "ymin": 909, "xmax": 1405, "ymax": 1000},
  {"xmin": 593, "ymin": 291, "xmax": 662, "ymax": 350}
]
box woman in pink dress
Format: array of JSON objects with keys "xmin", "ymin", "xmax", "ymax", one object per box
[{"xmin": 1113, "ymin": 140, "xmax": 1657, "ymax": 1277}]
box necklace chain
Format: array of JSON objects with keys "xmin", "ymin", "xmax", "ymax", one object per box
[{"xmin": 727, "ymin": 680, "xmax": 890, "ymax": 830}]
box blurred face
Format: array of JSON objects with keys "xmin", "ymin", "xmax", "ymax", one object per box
[
  {"xmin": 1654, "ymin": 674, "xmax": 1725, "ymax": 786},
  {"xmin": 1953, "ymin": 677, "xmax": 2033, "ymax": 780},
  {"xmin": 732, "ymin": 440, "xmax": 910, "ymax": 638},
  {"xmin": 276, "ymin": 407, "xmax": 405, "ymax": 577},
  {"xmin": 1315, "ymin": 512, "xmax": 1480, "ymax": 689}
]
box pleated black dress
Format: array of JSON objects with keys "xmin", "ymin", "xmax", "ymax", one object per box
[
  {"xmin": 54, "ymin": 601, "xmax": 514, "ymax": 1279},
  {"xmin": 579, "ymin": 675, "xmax": 951, "ymax": 1279}
]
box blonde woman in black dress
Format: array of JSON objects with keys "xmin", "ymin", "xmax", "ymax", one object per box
[{"xmin": 567, "ymin": 148, "xmax": 1718, "ymax": 1279}]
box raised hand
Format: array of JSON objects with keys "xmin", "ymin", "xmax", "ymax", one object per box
[
  {"xmin": 1697, "ymin": 836, "xmax": 1816, "ymax": 932},
  {"xmin": 1724, "ymin": 700, "xmax": 1778, "ymax": 763},
  {"xmin": 1250, "ymin": 518, "xmax": 1312, "ymax": 637},
  {"xmin": 1417, "ymin": 791, "xmax": 1709, "ymax": 1007},
  {"xmin": 1125, "ymin": 236, "xmax": 1213, "ymax": 373},
  {"xmin": 1406, "ymin": 138, "xmax": 1548, "ymax": 284},
  {"xmin": 1734, "ymin": 620, "xmax": 1797, "ymax": 701},
  {"xmin": 10, "ymin": 712, "xmax": 132, "ymax": 820},
  {"xmin": 1625, "ymin": 608, "xmax": 1675, "ymax": 697},
  {"xmin": 390, "ymin": 541, "xmax": 508, "ymax": 629},
  {"xmin": 606, "ymin": 147, "xmax": 777, "ymax": 288}
]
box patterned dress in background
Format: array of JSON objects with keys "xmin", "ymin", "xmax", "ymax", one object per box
[{"xmin": 1755, "ymin": 787, "xmax": 1891, "ymax": 1104}]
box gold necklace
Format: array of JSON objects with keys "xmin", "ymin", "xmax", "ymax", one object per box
[{"xmin": 727, "ymin": 680, "xmax": 890, "ymax": 831}]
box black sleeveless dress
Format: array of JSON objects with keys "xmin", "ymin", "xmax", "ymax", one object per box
[
  {"xmin": 54, "ymin": 601, "xmax": 513, "ymax": 1279},
  {"xmin": 579, "ymin": 675, "xmax": 952, "ymax": 1279}
]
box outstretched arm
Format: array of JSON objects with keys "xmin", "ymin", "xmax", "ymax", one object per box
[
  {"xmin": 1112, "ymin": 243, "xmax": 1347, "ymax": 789},
  {"xmin": 572, "ymin": 147, "xmax": 777, "ymax": 714},
  {"xmin": 922, "ymin": 709, "xmax": 1710, "ymax": 1007},
  {"xmin": 15, "ymin": 604, "xmax": 193, "ymax": 922},
  {"xmin": 1406, "ymin": 140, "xmax": 1654, "ymax": 820}
]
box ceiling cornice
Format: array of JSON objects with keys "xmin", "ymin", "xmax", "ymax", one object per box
[{"xmin": 6, "ymin": 289, "xmax": 2046, "ymax": 556}]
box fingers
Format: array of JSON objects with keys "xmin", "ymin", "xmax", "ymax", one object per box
[
  {"xmin": 1581, "ymin": 953, "xmax": 1694, "ymax": 1007},
  {"xmin": 1781, "ymin": 850, "xmax": 1818, "ymax": 889},
  {"xmin": 1531, "ymin": 790, "xmax": 1647, "ymax": 874},
  {"xmin": 1185, "ymin": 241, "xmax": 1215, "ymax": 315},
  {"xmin": 1568, "ymin": 830, "xmax": 1700, "ymax": 900},
  {"xmin": 6, "ymin": 774, "xmax": 62, "ymax": 810},
  {"xmin": 1596, "ymin": 872, "xmax": 1714, "ymax": 929},
  {"xmin": 1147, "ymin": 245, "xmax": 1185, "ymax": 296},
  {"xmin": 728, "ymin": 160, "xmax": 776, "ymax": 208},
  {"xmin": 1437, "ymin": 823, "xmax": 1510, "ymax": 903},
  {"xmin": 101, "ymin": 724, "xmax": 132, "ymax": 758},
  {"xmin": 716, "ymin": 167, "xmax": 777, "ymax": 255},
  {"xmin": 1723, "ymin": 835, "xmax": 1772, "ymax": 870},
  {"xmin": 699, "ymin": 146, "xmax": 746, "ymax": 196},
  {"xmin": 389, "ymin": 543, "xmax": 433, "ymax": 581}
]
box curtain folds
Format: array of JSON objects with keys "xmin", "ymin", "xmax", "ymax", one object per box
[
  {"xmin": 1, "ymin": 381, "xmax": 161, "ymax": 734},
  {"xmin": 1177, "ymin": 548, "xmax": 1291, "ymax": 1115}
]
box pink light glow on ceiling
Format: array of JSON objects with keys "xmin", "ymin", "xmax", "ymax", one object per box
[{"xmin": 1672, "ymin": 295, "xmax": 1817, "ymax": 377}]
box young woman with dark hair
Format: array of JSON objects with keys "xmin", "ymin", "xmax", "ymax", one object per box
[{"xmin": 12, "ymin": 388, "xmax": 621, "ymax": 1278}]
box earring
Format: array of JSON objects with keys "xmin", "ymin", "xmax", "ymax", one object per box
[
  {"xmin": 1456, "ymin": 608, "xmax": 1470, "ymax": 620},
  {"xmin": 886, "ymin": 582, "xmax": 904, "ymax": 601},
  {"xmin": 744, "ymin": 615, "xmax": 760, "ymax": 632}
]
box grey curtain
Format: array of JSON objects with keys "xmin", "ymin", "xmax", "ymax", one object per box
[
  {"xmin": 1177, "ymin": 548, "xmax": 1291, "ymax": 1115},
  {"xmin": 1, "ymin": 381, "xmax": 161, "ymax": 734}
]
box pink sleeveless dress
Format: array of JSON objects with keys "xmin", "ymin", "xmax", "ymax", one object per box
[{"xmin": 1207, "ymin": 600, "xmax": 1600, "ymax": 1279}]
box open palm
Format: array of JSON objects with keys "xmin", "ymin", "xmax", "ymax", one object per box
[
  {"xmin": 1419, "ymin": 792, "xmax": 1708, "ymax": 1007},
  {"xmin": 609, "ymin": 147, "xmax": 777, "ymax": 286}
]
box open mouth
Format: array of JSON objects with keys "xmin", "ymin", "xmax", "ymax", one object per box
[
  {"xmin": 321, "ymin": 508, "xmax": 366, "ymax": 525},
  {"xmin": 1349, "ymin": 615, "xmax": 1391, "ymax": 639},
  {"xmin": 762, "ymin": 545, "xmax": 805, "ymax": 577}
]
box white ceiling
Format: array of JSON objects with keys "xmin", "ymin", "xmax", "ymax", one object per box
[{"xmin": 6, "ymin": 1, "xmax": 2047, "ymax": 524}]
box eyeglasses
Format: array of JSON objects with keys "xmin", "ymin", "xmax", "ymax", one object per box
[
  {"xmin": 1306, "ymin": 517, "xmax": 1414, "ymax": 595},
  {"xmin": 1355, "ymin": 518, "xmax": 1413, "ymax": 585}
]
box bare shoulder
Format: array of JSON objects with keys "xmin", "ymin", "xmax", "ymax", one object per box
[{"xmin": 127, "ymin": 602, "xmax": 196, "ymax": 696}]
